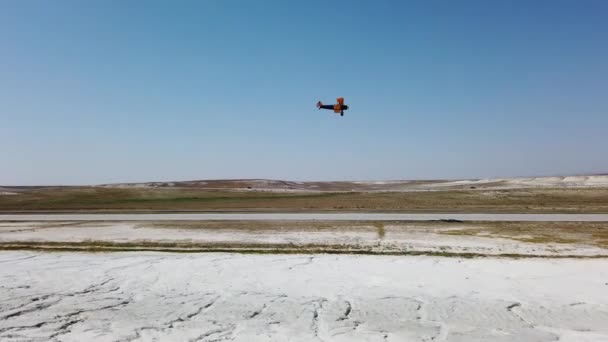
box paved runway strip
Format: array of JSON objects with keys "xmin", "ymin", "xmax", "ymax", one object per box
[{"xmin": 2, "ymin": 213, "xmax": 608, "ymax": 221}]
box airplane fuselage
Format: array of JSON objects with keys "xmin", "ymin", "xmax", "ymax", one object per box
[{"xmin": 319, "ymin": 105, "xmax": 349, "ymax": 111}]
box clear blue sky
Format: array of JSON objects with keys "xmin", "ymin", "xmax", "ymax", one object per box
[{"xmin": 1, "ymin": 0, "xmax": 607, "ymax": 185}]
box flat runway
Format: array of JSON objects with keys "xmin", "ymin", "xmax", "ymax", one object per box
[{"xmin": 2, "ymin": 213, "xmax": 608, "ymax": 221}]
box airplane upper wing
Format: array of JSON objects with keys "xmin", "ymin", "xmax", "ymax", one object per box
[{"xmin": 336, "ymin": 97, "xmax": 344, "ymax": 106}]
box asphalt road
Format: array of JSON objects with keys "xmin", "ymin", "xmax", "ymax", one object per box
[{"xmin": 1, "ymin": 213, "xmax": 608, "ymax": 221}]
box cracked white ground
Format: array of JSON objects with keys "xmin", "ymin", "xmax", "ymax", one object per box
[{"xmin": 1, "ymin": 252, "xmax": 608, "ymax": 342}]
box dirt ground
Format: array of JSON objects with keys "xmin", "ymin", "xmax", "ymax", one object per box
[
  {"xmin": 3, "ymin": 251, "xmax": 607, "ymax": 341},
  {"xmin": 1, "ymin": 220, "xmax": 607, "ymax": 257},
  {"xmin": 1, "ymin": 187, "xmax": 608, "ymax": 213}
]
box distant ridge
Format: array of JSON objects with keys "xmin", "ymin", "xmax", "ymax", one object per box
[{"xmin": 96, "ymin": 175, "xmax": 608, "ymax": 192}]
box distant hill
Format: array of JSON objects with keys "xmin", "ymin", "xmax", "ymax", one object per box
[{"xmin": 96, "ymin": 175, "xmax": 608, "ymax": 192}]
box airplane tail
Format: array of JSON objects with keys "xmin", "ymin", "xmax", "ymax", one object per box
[{"xmin": 316, "ymin": 101, "xmax": 322, "ymax": 109}]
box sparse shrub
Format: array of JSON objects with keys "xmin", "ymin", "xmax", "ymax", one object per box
[{"xmin": 374, "ymin": 222, "xmax": 386, "ymax": 239}]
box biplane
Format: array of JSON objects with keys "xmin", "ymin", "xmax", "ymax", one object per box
[{"xmin": 316, "ymin": 97, "xmax": 349, "ymax": 116}]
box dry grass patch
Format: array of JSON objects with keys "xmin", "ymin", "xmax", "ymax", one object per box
[
  {"xmin": 439, "ymin": 221, "xmax": 608, "ymax": 248},
  {"xmin": 140, "ymin": 220, "xmax": 383, "ymax": 232},
  {"xmin": 2, "ymin": 187, "xmax": 608, "ymax": 213},
  {"xmin": 1, "ymin": 240, "xmax": 606, "ymax": 258}
]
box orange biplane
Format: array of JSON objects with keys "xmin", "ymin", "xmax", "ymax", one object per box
[{"xmin": 316, "ymin": 97, "xmax": 349, "ymax": 116}]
